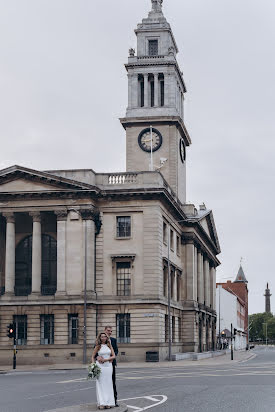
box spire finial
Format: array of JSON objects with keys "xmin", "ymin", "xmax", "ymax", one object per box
[
  {"xmin": 151, "ymin": 0, "xmax": 163, "ymax": 12},
  {"xmin": 240, "ymin": 257, "xmax": 243, "ymax": 266}
]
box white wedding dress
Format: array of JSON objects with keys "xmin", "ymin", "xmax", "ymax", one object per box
[{"xmin": 96, "ymin": 344, "xmax": 115, "ymax": 407}]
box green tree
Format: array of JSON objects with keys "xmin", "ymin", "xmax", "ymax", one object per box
[
  {"xmin": 267, "ymin": 317, "xmax": 275, "ymax": 340},
  {"xmin": 249, "ymin": 312, "xmax": 273, "ymax": 342}
]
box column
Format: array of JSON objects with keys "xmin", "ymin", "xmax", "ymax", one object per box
[
  {"xmin": 164, "ymin": 73, "xmax": 169, "ymax": 106},
  {"xmin": 30, "ymin": 212, "xmax": 41, "ymax": 294},
  {"xmin": 194, "ymin": 247, "xmax": 198, "ymax": 302},
  {"xmin": 210, "ymin": 266, "xmax": 216, "ymax": 310},
  {"xmin": 81, "ymin": 209, "xmax": 95, "ymax": 293},
  {"xmin": 144, "ymin": 73, "xmax": 149, "ymax": 107},
  {"xmin": 127, "ymin": 73, "xmax": 133, "ymax": 109},
  {"xmin": 132, "ymin": 73, "xmax": 138, "ymax": 107},
  {"xmin": 154, "ymin": 73, "xmax": 159, "ymax": 107},
  {"xmin": 3, "ymin": 213, "xmax": 15, "ymax": 294},
  {"xmin": 203, "ymin": 258, "xmax": 210, "ymax": 307},
  {"xmin": 185, "ymin": 243, "xmax": 195, "ymax": 301},
  {"xmin": 197, "ymin": 250, "xmax": 204, "ymax": 304},
  {"xmin": 55, "ymin": 210, "xmax": 67, "ymax": 295}
]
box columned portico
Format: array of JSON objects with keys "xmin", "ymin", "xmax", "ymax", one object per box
[
  {"xmin": 3, "ymin": 213, "xmax": 15, "ymax": 295},
  {"xmin": 30, "ymin": 212, "xmax": 42, "ymax": 295}
]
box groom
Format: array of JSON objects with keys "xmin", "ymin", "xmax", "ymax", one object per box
[{"xmin": 104, "ymin": 325, "xmax": 119, "ymax": 407}]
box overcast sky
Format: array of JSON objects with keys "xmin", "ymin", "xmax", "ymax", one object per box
[{"xmin": 0, "ymin": 0, "xmax": 274, "ymax": 314}]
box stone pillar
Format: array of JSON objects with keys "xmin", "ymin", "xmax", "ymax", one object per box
[
  {"xmin": 144, "ymin": 73, "xmax": 149, "ymax": 107},
  {"xmin": 55, "ymin": 210, "xmax": 67, "ymax": 295},
  {"xmin": 154, "ymin": 73, "xmax": 159, "ymax": 107},
  {"xmin": 132, "ymin": 73, "xmax": 138, "ymax": 107},
  {"xmin": 211, "ymin": 266, "xmax": 216, "ymax": 310},
  {"xmin": 185, "ymin": 243, "xmax": 195, "ymax": 301},
  {"xmin": 3, "ymin": 213, "xmax": 15, "ymax": 294},
  {"xmin": 30, "ymin": 212, "xmax": 42, "ymax": 294},
  {"xmin": 81, "ymin": 209, "xmax": 95, "ymax": 293},
  {"xmin": 203, "ymin": 258, "xmax": 210, "ymax": 307},
  {"xmin": 164, "ymin": 73, "xmax": 169, "ymax": 106},
  {"xmin": 127, "ymin": 73, "xmax": 132, "ymax": 109},
  {"xmin": 197, "ymin": 251, "xmax": 204, "ymax": 304}
]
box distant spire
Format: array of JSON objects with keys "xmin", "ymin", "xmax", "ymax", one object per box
[
  {"xmin": 234, "ymin": 264, "xmax": 248, "ymax": 283},
  {"xmin": 264, "ymin": 283, "xmax": 272, "ymax": 313}
]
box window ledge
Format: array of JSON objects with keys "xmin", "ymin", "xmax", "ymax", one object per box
[{"xmin": 115, "ymin": 236, "xmax": 132, "ymax": 240}]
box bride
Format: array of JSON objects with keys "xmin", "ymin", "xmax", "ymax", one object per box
[{"xmin": 91, "ymin": 332, "xmax": 116, "ymax": 410}]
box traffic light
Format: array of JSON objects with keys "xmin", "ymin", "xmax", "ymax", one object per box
[{"xmin": 7, "ymin": 323, "xmax": 15, "ymax": 339}]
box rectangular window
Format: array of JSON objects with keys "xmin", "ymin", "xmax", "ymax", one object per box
[
  {"xmin": 165, "ymin": 314, "xmax": 168, "ymax": 343},
  {"xmin": 116, "ymin": 314, "xmax": 130, "ymax": 343},
  {"xmin": 160, "ymin": 80, "xmax": 165, "ymax": 106},
  {"xmin": 163, "ymin": 222, "xmax": 167, "ymax": 244},
  {"xmin": 176, "ymin": 236, "xmax": 180, "ymax": 256},
  {"xmin": 148, "ymin": 40, "xmax": 158, "ymax": 56},
  {"xmin": 170, "ymin": 230, "xmax": 174, "ymax": 251},
  {"xmin": 178, "ymin": 317, "xmax": 182, "ymax": 342},
  {"xmin": 172, "ymin": 316, "xmax": 176, "ymax": 343},
  {"xmin": 68, "ymin": 314, "xmax": 78, "ymax": 344},
  {"xmin": 40, "ymin": 315, "xmax": 54, "ymax": 345},
  {"xmin": 116, "ymin": 216, "xmax": 131, "ymax": 238},
  {"xmin": 177, "ymin": 274, "xmax": 181, "ymax": 301},
  {"xmin": 139, "ymin": 77, "xmax": 144, "ymax": 107},
  {"xmin": 13, "ymin": 315, "xmax": 27, "ymax": 346},
  {"xmin": 163, "ymin": 265, "xmax": 168, "ymax": 297},
  {"xmin": 116, "ymin": 262, "xmax": 131, "ymax": 296}
]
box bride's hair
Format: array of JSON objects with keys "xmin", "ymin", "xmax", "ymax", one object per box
[{"xmin": 95, "ymin": 332, "xmax": 112, "ymax": 352}]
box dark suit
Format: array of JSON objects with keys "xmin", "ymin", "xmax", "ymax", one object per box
[{"xmin": 110, "ymin": 336, "xmax": 118, "ymax": 403}]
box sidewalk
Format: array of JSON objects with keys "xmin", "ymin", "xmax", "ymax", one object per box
[{"xmin": 0, "ymin": 350, "xmax": 255, "ymax": 374}]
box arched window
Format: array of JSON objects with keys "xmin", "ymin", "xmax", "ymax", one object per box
[
  {"xmin": 15, "ymin": 236, "xmax": 32, "ymax": 296},
  {"xmin": 41, "ymin": 234, "xmax": 57, "ymax": 295}
]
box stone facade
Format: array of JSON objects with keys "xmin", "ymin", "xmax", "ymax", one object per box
[{"xmin": 0, "ymin": 0, "xmax": 221, "ymax": 365}]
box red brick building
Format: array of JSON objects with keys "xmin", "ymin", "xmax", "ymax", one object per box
[{"xmin": 217, "ymin": 265, "xmax": 248, "ymax": 343}]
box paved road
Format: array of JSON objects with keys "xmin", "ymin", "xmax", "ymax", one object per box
[{"xmin": 0, "ymin": 347, "xmax": 275, "ymax": 412}]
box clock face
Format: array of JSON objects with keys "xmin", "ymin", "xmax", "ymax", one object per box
[
  {"xmin": 138, "ymin": 128, "xmax": 163, "ymax": 152},
  {"xmin": 179, "ymin": 138, "xmax": 186, "ymax": 163}
]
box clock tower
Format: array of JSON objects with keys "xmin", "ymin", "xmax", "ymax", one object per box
[{"xmin": 120, "ymin": 0, "xmax": 191, "ymax": 203}]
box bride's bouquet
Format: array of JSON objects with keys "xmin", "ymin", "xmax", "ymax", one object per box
[{"xmin": 87, "ymin": 362, "xmax": 102, "ymax": 380}]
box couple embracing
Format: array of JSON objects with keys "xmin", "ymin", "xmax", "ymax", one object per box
[{"xmin": 91, "ymin": 326, "xmax": 119, "ymax": 410}]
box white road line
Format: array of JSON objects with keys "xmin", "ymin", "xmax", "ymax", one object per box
[{"xmin": 119, "ymin": 395, "xmax": 168, "ymax": 411}]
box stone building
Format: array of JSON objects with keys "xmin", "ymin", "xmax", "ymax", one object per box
[
  {"xmin": 0, "ymin": 0, "xmax": 221, "ymax": 364},
  {"xmin": 217, "ymin": 264, "xmax": 249, "ymax": 345}
]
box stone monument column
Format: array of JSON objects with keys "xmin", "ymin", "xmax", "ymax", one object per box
[
  {"xmin": 55, "ymin": 210, "xmax": 68, "ymax": 295},
  {"xmin": 30, "ymin": 212, "xmax": 42, "ymax": 294},
  {"xmin": 3, "ymin": 213, "xmax": 15, "ymax": 295}
]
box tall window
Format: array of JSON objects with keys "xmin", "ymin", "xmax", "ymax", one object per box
[
  {"xmin": 176, "ymin": 236, "xmax": 180, "ymax": 256},
  {"xmin": 41, "ymin": 235, "xmax": 57, "ymax": 295},
  {"xmin": 177, "ymin": 273, "xmax": 181, "ymax": 301},
  {"xmin": 14, "ymin": 315, "xmax": 27, "ymax": 345},
  {"xmin": 116, "ymin": 216, "xmax": 131, "ymax": 238},
  {"xmin": 40, "ymin": 315, "xmax": 54, "ymax": 345},
  {"xmin": 172, "ymin": 316, "xmax": 176, "ymax": 342},
  {"xmin": 163, "ymin": 222, "xmax": 167, "ymax": 244},
  {"xmin": 163, "ymin": 265, "xmax": 168, "ymax": 297},
  {"xmin": 68, "ymin": 314, "xmax": 78, "ymax": 344},
  {"xmin": 178, "ymin": 317, "xmax": 182, "ymax": 342},
  {"xmin": 150, "ymin": 79, "xmax": 155, "ymax": 107},
  {"xmin": 116, "ymin": 262, "xmax": 131, "ymax": 296},
  {"xmin": 160, "ymin": 79, "xmax": 165, "ymax": 106},
  {"xmin": 15, "ymin": 236, "xmax": 32, "ymax": 296},
  {"xmin": 148, "ymin": 40, "xmax": 158, "ymax": 56},
  {"xmin": 165, "ymin": 314, "xmax": 168, "ymax": 343},
  {"xmin": 116, "ymin": 314, "xmax": 130, "ymax": 343},
  {"xmin": 170, "ymin": 230, "xmax": 174, "ymax": 251}
]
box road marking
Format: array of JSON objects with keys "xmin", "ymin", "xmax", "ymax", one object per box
[
  {"xmin": 119, "ymin": 395, "xmax": 167, "ymax": 411},
  {"xmin": 26, "ymin": 386, "xmax": 94, "ymax": 400}
]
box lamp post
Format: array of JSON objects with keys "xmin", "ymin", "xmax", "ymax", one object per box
[
  {"xmin": 167, "ymin": 225, "xmax": 172, "ymax": 361},
  {"xmin": 263, "ymin": 322, "xmax": 268, "ymax": 346}
]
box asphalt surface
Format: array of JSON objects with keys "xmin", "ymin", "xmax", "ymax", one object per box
[{"xmin": 0, "ymin": 347, "xmax": 275, "ymax": 412}]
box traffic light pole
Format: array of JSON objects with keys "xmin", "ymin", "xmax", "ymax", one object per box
[
  {"xmin": 231, "ymin": 323, "xmax": 234, "ymax": 361},
  {"xmin": 13, "ymin": 335, "xmax": 16, "ymax": 370}
]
